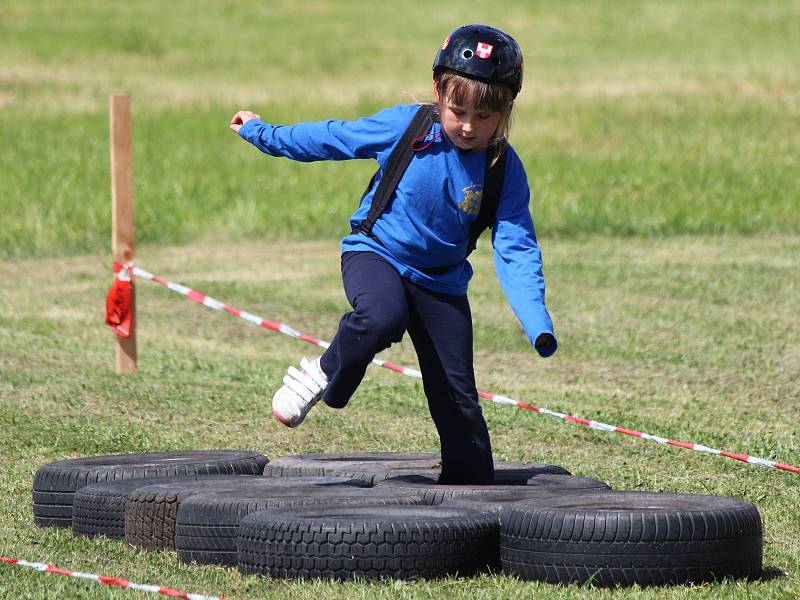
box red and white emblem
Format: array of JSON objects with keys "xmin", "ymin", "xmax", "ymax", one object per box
[{"xmin": 476, "ymin": 42, "xmax": 493, "ymax": 59}]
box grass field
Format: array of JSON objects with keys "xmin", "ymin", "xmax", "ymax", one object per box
[
  {"xmin": 1, "ymin": 1, "xmax": 799, "ymax": 598},
  {"xmin": 1, "ymin": 237, "xmax": 799, "ymax": 598},
  {"xmin": 1, "ymin": 1, "xmax": 799, "ymax": 256}
]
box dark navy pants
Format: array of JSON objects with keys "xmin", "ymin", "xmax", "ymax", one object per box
[{"xmin": 319, "ymin": 251, "xmax": 493, "ymax": 485}]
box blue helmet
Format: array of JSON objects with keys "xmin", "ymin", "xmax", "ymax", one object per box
[{"xmin": 433, "ymin": 24, "xmax": 524, "ymax": 97}]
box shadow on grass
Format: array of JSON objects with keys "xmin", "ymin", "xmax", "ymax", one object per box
[{"xmin": 758, "ymin": 567, "xmax": 786, "ymax": 582}]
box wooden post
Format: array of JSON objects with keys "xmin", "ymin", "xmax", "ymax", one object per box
[{"xmin": 109, "ymin": 95, "xmax": 137, "ymax": 373}]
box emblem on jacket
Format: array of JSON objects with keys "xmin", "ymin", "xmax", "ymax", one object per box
[{"xmin": 458, "ymin": 184, "xmax": 482, "ymax": 216}]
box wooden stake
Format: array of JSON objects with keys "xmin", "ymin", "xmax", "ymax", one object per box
[{"xmin": 109, "ymin": 95, "xmax": 137, "ymax": 373}]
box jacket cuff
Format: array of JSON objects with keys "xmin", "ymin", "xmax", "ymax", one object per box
[
  {"xmin": 533, "ymin": 332, "xmax": 557, "ymax": 357},
  {"xmin": 238, "ymin": 118, "xmax": 263, "ymax": 140}
]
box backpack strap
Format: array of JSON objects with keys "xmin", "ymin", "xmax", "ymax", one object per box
[
  {"xmin": 466, "ymin": 143, "xmax": 506, "ymax": 258},
  {"xmin": 352, "ymin": 104, "xmax": 438, "ymax": 237}
]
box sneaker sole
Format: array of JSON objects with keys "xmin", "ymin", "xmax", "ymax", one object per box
[{"xmin": 272, "ymin": 409, "xmax": 298, "ymax": 428}]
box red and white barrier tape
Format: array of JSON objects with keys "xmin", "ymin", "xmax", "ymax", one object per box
[
  {"xmin": 124, "ymin": 263, "xmax": 800, "ymax": 475},
  {"xmin": 1, "ymin": 556, "xmax": 226, "ymax": 600}
]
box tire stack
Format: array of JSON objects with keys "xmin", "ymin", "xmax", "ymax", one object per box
[
  {"xmin": 32, "ymin": 450, "xmax": 269, "ymax": 527},
  {"xmin": 32, "ymin": 450, "xmax": 763, "ymax": 587}
]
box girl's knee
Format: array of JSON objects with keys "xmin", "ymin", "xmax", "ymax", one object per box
[
  {"xmin": 354, "ymin": 306, "xmax": 407, "ymax": 344},
  {"xmin": 369, "ymin": 313, "xmax": 407, "ymax": 344}
]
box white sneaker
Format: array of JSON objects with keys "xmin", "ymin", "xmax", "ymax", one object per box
[{"xmin": 272, "ymin": 357, "xmax": 328, "ymax": 428}]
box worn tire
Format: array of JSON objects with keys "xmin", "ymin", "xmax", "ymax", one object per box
[
  {"xmin": 492, "ymin": 461, "xmax": 571, "ymax": 483},
  {"xmin": 125, "ymin": 476, "xmax": 368, "ymax": 551},
  {"xmin": 238, "ymin": 505, "xmax": 500, "ymax": 580},
  {"xmin": 500, "ymin": 492, "xmax": 763, "ymax": 587},
  {"xmin": 330, "ymin": 460, "xmax": 571, "ymax": 485},
  {"xmin": 262, "ymin": 451, "xmax": 441, "ymax": 478},
  {"xmin": 33, "ymin": 450, "xmax": 268, "ymax": 527},
  {"xmin": 72, "ymin": 475, "xmax": 262, "ymax": 539},
  {"xmin": 268, "ymin": 451, "xmax": 570, "ymax": 485},
  {"xmin": 376, "ymin": 474, "xmax": 605, "ymax": 506},
  {"xmin": 441, "ymin": 477, "xmax": 611, "ymax": 518},
  {"xmin": 175, "ymin": 486, "xmax": 424, "ymax": 566}
]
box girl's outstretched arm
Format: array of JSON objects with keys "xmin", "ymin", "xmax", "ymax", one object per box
[{"xmin": 232, "ymin": 104, "xmax": 418, "ymax": 163}]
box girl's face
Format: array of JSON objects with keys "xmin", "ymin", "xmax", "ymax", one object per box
[{"xmin": 434, "ymin": 84, "xmax": 502, "ymax": 151}]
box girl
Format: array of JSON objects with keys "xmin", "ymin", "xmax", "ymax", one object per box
[{"xmin": 230, "ymin": 25, "xmax": 556, "ymax": 484}]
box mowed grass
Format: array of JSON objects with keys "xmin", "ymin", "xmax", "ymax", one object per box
[
  {"xmin": 1, "ymin": 236, "xmax": 799, "ymax": 599},
  {"xmin": 0, "ymin": 1, "xmax": 799, "ymax": 257},
  {"xmin": 1, "ymin": 0, "xmax": 799, "ymax": 598}
]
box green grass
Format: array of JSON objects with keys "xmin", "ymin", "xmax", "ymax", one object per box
[
  {"xmin": 1, "ymin": 236, "xmax": 799, "ymax": 599},
  {"xmin": 0, "ymin": 0, "xmax": 799, "ymax": 257},
  {"xmin": 1, "ymin": 1, "xmax": 798, "ymax": 598}
]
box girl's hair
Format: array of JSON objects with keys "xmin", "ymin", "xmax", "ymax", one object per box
[{"xmin": 433, "ymin": 69, "xmax": 515, "ymax": 162}]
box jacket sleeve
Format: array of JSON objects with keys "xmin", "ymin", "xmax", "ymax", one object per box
[
  {"xmin": 491, "ymin": 150, "xmax": 558, "ymax": 357},
  {"xmin": 237, "ymin": 104, "xmax": 414, "ymax": 163}
]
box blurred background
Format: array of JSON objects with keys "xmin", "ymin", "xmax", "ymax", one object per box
[{"xmin": 1, "ymin": 0, "xmax": 797, "ymax": 257}]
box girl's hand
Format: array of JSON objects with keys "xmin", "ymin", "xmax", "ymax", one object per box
[{"xmin": 230, "ymin": 110, "xmax": 262, "ymax": 133}]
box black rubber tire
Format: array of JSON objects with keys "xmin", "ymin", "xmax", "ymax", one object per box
[
  {"xmin": 262, "ymin": 451, "xmax": 441, "ymax": 478},
  {"xmin": 175, "ymin": 486, "xmax": 424, "ymax": 566},
  {"xmin": 329, "ymin": 460, "xmax": 571, "ymax": 485},
  {"xmin": 71, "ymin": 475, "xmax": 264, "ymax": 539},
  {"xmin": 32, "ymin": 450, "xmax": 268, "ymax": 527},
  {"xmin": 500, "ymin": 492, "xmax": 763, "ymax": 587},
  {"xmin": 268, "ymin": 452, "xmax": 570, "ymax": 485},
  {"xmin": 238, "ymin": 505, "xmax": 500, "ymax": 580},
  {"xmin": 326, "ymin": 467, "xmax": 444, "ymax": 483},
  {"xmin": 492, "ymin": 461, "xmax": 571, "ymax": 483},
  {"xmin": 124, "ymin": 476, "xmax": 368, "ymax": 551},
  {"xmin": 375, "ymin": 474, "xmax": 607, "ymax": 506},
  {"xmin": 29, "ymin": 504, "xmax": 72, "ymax": 528},
  {"xmin": 441, "ymin": 478, "xmax": 611, "ymax": 518}
]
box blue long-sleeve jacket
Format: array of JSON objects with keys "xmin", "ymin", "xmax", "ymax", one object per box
[{"xmin": 239, "ymin": 103, "xmax": 557, "ymax": 357}]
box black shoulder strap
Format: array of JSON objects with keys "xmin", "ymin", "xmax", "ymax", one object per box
[
  {"xmin": 465, "ymin": 144, "xmax": 507, "ymax": 257},
  {"xmin": 352, "ymin": 104, "xmax": 437, "ymax": 237}
]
